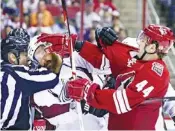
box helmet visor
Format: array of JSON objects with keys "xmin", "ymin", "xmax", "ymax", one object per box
[{"xmin": 136, "ymin": 30, "xmax": 151, "ymax": 46}]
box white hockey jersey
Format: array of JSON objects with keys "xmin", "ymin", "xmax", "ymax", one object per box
[{"xmin": 32, "ymin": 52, "xmax": 111, "ymax": 130}]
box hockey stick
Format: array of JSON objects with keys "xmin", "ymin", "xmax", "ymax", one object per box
[
  {"xmin": 60, "ymin": 0, "xmax": 85, "ymax": 131},
  {"xmin": 142, "ymin": 97, "xmax": 175, "ymax": 104},
  {"xmin": 20, "ymin": 0, "xmax": 23, "ymax": 27}
]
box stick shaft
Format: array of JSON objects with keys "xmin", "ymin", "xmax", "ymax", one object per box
[
  {"xmin": 142, "ymin": 97, "xmax": 175, "ymax": 104},
  {"xmin": 61, "ymin": 1, "xmax": 84, "ymax": 131}
]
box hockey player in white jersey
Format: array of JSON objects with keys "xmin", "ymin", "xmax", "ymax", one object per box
[{"xmin": 27, "ymin": 33, "xmax": 112, "ymax": 130}]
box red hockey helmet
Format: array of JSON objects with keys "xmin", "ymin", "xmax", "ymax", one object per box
[{"xmin": 137, "ymin": 24, "xmax": 175, "ymax": 54}]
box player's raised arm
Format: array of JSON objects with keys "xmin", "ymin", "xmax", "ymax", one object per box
[
  {"xmin": 74, "ymin": 27, "xmax": 137, "ymax": 77},
  {"xmin": 72, "ymin": 27, "xmax": 117, "ymax": 69},
  {"xmin": 66, "ymin": 60, "xmax": 169, "ymax": 114}
]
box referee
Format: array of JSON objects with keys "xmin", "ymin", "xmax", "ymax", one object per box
[{"xmin": 0, "ymin": 28, "xmax": 59, "ymax": 130}]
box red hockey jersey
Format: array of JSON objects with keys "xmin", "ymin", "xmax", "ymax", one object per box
[{"xmin": 79, "ymin": 41, "xmax": 170, "ymax": 130}]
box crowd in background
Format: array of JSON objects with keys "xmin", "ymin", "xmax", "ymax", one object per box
[
  {"xmin": 157, "ymin": 0, "xmax": 175, "ymax": 33},
  {"xmin": 1, "ymin": 0, "xmax": 127, "ymax": 43}
]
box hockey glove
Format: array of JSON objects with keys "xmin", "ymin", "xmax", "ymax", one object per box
[
  {"xmin": 95, "ymin": 27, "xmax": 118, "ymax": 49},
  {"xmin": 41, "ymin": 33, "xmax": 80, "ymax": 56},
  {"xmin": 81, "ymin": 99, "xmax": 108, "ymax": 117},
  {"xmin": 103, "ymin": 74, "xmax": 116, "ymax": 89},
  {"xmin": 66, "ymin": 78, "xmax": 100, "ymax": 102}
]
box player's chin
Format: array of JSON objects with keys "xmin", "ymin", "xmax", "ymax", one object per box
[{"xmin": 48, "ymin": 53, "xmax": 63, "ymax": 74}]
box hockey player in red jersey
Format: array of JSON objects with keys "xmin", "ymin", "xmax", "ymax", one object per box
[{"xmin": 65, "ymin": 24, "xmax": 175, "ymax": 130}]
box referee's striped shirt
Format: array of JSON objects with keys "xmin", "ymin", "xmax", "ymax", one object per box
[{"xmin": 0, "ymin": 63, "xmax": 59, "ymax": 130}]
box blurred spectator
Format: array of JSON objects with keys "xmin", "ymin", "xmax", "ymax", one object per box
[
  {"xmin": 167, "ymin": 2, "xmax": 175, "ymax": 33},
  {"xmin": 71, "ymin": 0, "xmax": 81, "ymax": 7},
  {"xmin": 2, "ymin": 0, "xmax": 17, "ymax": 9},
  {"xmin": 3, "ymin": 9, "xmax": 27, "ymax": 29},
  {"xmin": 30, "ymin": 0, "xmax": 54, "ymax": 27},
  {"xmin": 111, "ymin": 10, "xmax": 124, "ymax": 31},
  {"xmin": 23, "ymin": 14, "xmax": 30, "ymax": 28},
  {"xmin": 28, "ymin": 12, "xmax": 53, "ymax": 37},
  {"xmin": 118, "ymin": 28, "xmax": 128, "ymax": 42},
  {"xmin": 99, "ymin": 6, "xmax": 112, "ymax": 27},
  {"xmin": 46, "ymin": 0, "xmax": 78, "ymax": 6},
  {"xmin": 84, "ymin": 15, "xmax": 101, "ymax": 40},
  {"xmin": 4, "ymin": 25, "xmax": 13, "ymax": 35},
  {"xmin": 75, "ymin": 0, "xmax": 100, "ymax": 30},
  {"xmin": 91, "ymin": 14, "xmax": 101, "ymax": 28},
  {"xmin": 94, "ymin": 0, "xmax": 117, "ymax": 12},
  {"xmin": 88, "ymin": 27, "xmax": 97, "ymax": 45},
  {"xmin": 48, "ymin": 0, "xmax": 60, "ymax": 6},
  {"xmin": 111, "ymin": 10, "xmax": 127, "ymax": 41},
  {"xmin": 156, "ymin": 0, "xmax": 175, "ymax": 34},
  {"xmin": 1, "ymin": 25, "xmax": 14, "ymax": 39},
  {"xmin": 52, "ymin": 14, "xmax": 77, "ymax": 34},
  {"xmin": 23, "ymin": 0, "xmax": 40, "ymax": 14}
]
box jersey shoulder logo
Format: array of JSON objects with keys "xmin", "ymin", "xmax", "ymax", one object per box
[
  {"xmin": 127, "ymin": 58, "xmax": 137, "ymax": 67},
  {"xmin": 151, "ymin": 62, "xmax": 164, "ymax": 77}
]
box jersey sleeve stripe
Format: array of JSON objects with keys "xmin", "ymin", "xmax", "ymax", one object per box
[
  {"xmin": 112, "ymin": 92, "xmax": 121, "ymax": 114},
  {"xmin": 101, "ymin": 55, "xmax": 106, "ymax": 70},
  {"xmin": 122, "ymin": 90, "xmax": 132, "ymax": 111},
  {"xmin": 12, "ymin": 66, "xmax": 51, "ymax": 76},
  {"xmin": 116, "ymin": 90, "xmax": 128, "ymax": 113}
]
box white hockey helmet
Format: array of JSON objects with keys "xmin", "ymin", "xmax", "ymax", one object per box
[
  {"xmin": 122, "ymin": 37, "xmax": 139, "ymax": 48},
  {"xmin": 28, "ymin": 34, "xmax": 47, "ymax": 62}
]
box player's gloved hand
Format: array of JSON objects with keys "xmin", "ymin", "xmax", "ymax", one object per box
[
  {"xmin": 103, "ymin": 74, "xmax": 116, "ymax": 89},
  {"xmin": 81, "ymin": 99, "xmax": 108, "ymax": 117},
  {"xmin": 81, "ymin": 99, "xmax": 91, "ymax": 114},
  {"xmin": 37, "ymin": 33, "xmax": 70, "ymax": 57},
  {"xmin": 95, "ymin": 27, "xmax": 118, "ymax": 49},
  {"xmin": 39, "ymin": 33, "xmax": 79, "ymax": 57},
  {"xmin": 66, "ymin": 78, "xmax": 100, "ymax": 102}
]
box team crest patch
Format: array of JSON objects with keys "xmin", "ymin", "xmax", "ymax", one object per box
[{"xmin": 151, "ymin": 62, "xmax": 164, "ymax": 76}]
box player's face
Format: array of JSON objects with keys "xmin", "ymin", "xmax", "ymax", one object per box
[
  {"xmin": 34, "ymin": 45, "xmax": 63, "ymax": 73},
  {"xmin": 34, "ymin": 45, "xmax": 46, "ymax": 64},
  {"xmin": 137, "ymin": 37, "xmax": 158, "ymax": 60},
  {"xmin": 137, "ymin": 38, "xmax": 147, "ymax": 58},
  {"xmin": 40, "ymin": 53, "xmax": 53, "ymax": 68},
  {"xmin": 19, "ymin": 52, "xmax": 28, "ymax": 66},
  {"xmin": 137, "ymin": 31, "xmax": 149, "ymax": 59}
]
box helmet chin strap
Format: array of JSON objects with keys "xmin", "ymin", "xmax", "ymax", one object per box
[
  {"xmin": 33, "ymin": 57, "xmax": 40, "ymax": 68},
  {"xmin": 136, "ymin": 45, "xmax": 157, "ymax": 60}
]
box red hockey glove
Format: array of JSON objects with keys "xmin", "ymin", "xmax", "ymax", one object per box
[
  {"xmin": 38, "ymin": 33, "xmax": 78, "ymax": 57},
  {"xmin": 95, "ymin": 27, "xmax": 118, "ymax": 49},
  {"xmin": 66, "ymin": 78, "xmax": 100, "ymax": 102}
]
